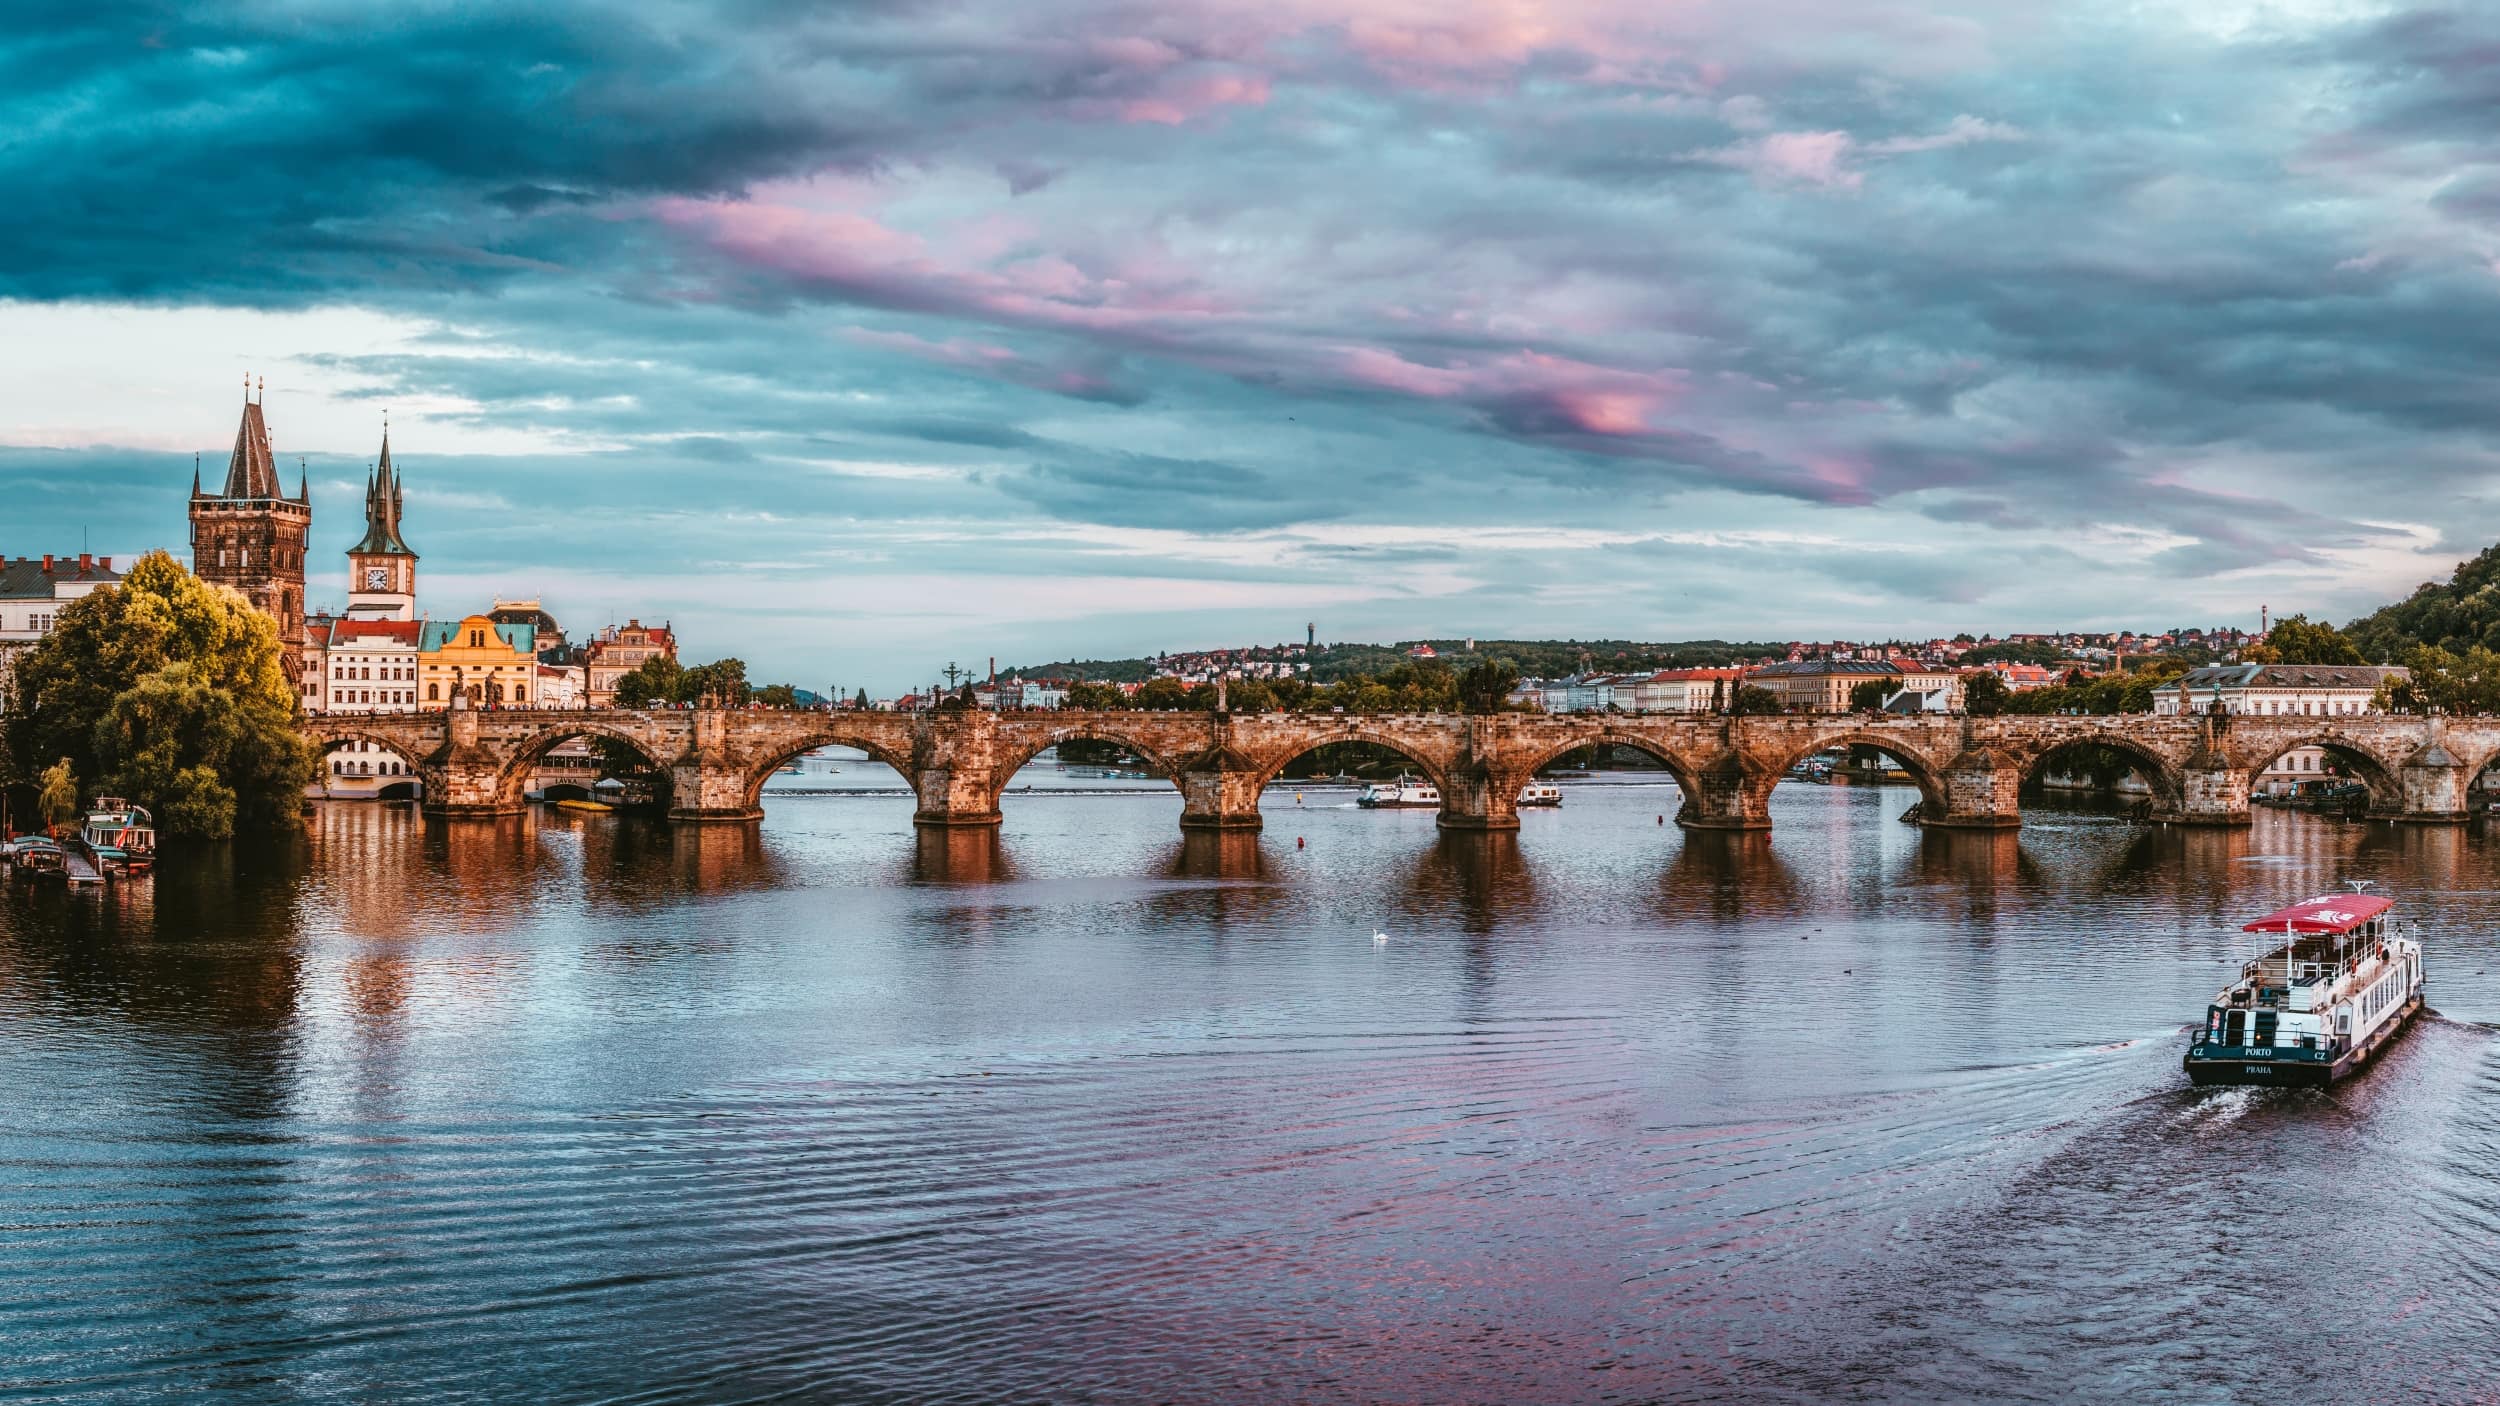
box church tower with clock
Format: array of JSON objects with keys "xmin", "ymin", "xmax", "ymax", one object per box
[{"xmin": 344, "ymin": 427, "xmax": 418, "ymax": 621}]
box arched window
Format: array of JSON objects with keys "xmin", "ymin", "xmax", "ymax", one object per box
[{"xmin": 428, "ymin": 684, "xmax": 440, "ymax": 701}]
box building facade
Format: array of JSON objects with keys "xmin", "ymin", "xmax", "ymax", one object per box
[
  {"xmin": 306, "ymin": 616, "xmax": 422, "ymax": 714},
  {"xmin": 2149, "ymin": 664, "xmax": 2407, "ymax": 718},
  {"xmin": 420, "ymin": 615, "xmax": 538, "ymax": 708},
  {"xmin": 1749, "ymin": 658, "xmax": 1901, "ymax": 713},
  {"xmin": 0, "ymin": 554, "xmax": 122, "ymax": 711},
  {"xmin": 190, "ymin": 386, "xmax": 310, "ymax": 677},
  {"xmin": 582, "ymin": 619, "xmax": 677, "ymax": 705}
]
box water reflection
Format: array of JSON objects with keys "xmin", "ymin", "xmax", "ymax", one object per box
[
  {"xmin": 4, "ymin": 788, "xmax": 2497, "ymax": 1403},
  {"xmin": 911, "ymin": 826, "xmax": 1012, "ymax": 884}
]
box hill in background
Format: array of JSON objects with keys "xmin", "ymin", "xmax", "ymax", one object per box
[
  {"xmin": 1010, "ymin": 638, "xmax": 1789, "ymax": 685},
  {"xmin": 2345, "ymin": 543, "xmax": 2500, "ymax": 661}
]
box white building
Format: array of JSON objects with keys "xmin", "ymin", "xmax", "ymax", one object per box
[
  {"xmin": 0, "ymin": 554, "xmax": 123, "ymax": 711},
  {"xmin": 2149, "ymin": 664, "xmax": 2406, "ymax": 719}
]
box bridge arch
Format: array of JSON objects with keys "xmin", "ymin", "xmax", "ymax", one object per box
[
  {"xmin": 1505, "ymin": 728, "xmax": 1710, "ymax": 798},
  {"xmin": 980, "ymin": 722, "xmax": 1192, "ymax": 805},
  {"xmin": 1246, "ymin": 723, "xmax": 1458, "ymax": 799},
  {"xmin": 307, "ymin": 725, "xmax": 434, "ymax": 799},
  {"xmin": 738, "ymin": 726, "xmax": 923, "ymax": 814},
  {"xmin": 1756, "ymin": 727, "xmax": 1953, "ymax": 817},
  {"xmin": 2016, "ymin": 731, "xmax": 2187, "ymax": 811},
  {"xmin": 2233, "ymin": 731, "xmax": 2406, "ymax": 814},
  {"xmin": 494, "ymin": 723, "xmax": 675, "ymax": 809}
]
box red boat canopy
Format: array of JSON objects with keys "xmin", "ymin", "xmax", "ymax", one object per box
[{"xmin": 2241, "ymin": 894, "xmax": 2394, "ymax": 934}]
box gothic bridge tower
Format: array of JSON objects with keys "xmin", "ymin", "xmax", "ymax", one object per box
[
  {"xmin": 345, "ymin": 424, "xmax": 418, "ymax": 620},
  {"xmin": 189, "ymin": 378, "xmax": 311, "ymax": 675}
]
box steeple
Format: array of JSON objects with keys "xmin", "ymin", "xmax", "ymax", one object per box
[
  {"xmin": 349, "ymin": 424, "xmax": 415, "ymax": 557},
  {"xmin": 220, "ymin": 388, "xmax": 283, "ymax": 500}
]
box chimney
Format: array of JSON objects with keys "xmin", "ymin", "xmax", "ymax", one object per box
[
  {"xmin": 42, "ymin": 554, "xmax": 53, "ymax": 574},
  {"xmin": 79, "ymin": 552, "xmax": 92, "ymax": 573},
  {"xmin": 99, "ymin": 556, "xmax": 111, "ymax": 571}
]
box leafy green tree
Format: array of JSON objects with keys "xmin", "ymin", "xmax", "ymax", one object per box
[
  {"xmin": 1848, "ymin": 679, "xmax": 1893, "ymax": 713},
  {"xmin": 4, "ymin": 551, "xmax": 312, "ymax": 838},
  {"xmin": 614, "ymin": 656, "xmax": 686, "ymax": 707},
  {"xmin": 1729, "ymin": 684, "xmax": 1783, "ymax": 716},
  {"xmin": 853, "ymin": 687, "xmax": 871, "ymax": 710},
  {"xmin": 1961, "ymin": 671, "xmax": 2011, "ymax": 716},
  {"xmin": 37, "ymin": 758, "xmax": 79, "ymax": 832},
  {"xmin": 1062, "ymin": 681, "xmax": 1129, "ymax": 709},
  {"xmin": 1133, "ymin": 677, "xmax": 1192, "ymax": 710},
  {"xmin": 2246, "ymin": 613, "xmax": 2363, "ymax": 665},
  {"xmin": 1458, "ymin": 659, "xmax": 1523, "ymax": 714},
  {"xmin": 753, "ymin": 683, "xmax": 799, "ymax": 708}
]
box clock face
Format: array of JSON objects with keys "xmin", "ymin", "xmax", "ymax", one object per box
[{"xmin": 364, "ymin": 566, "xmax": 391, "ymax": 591}]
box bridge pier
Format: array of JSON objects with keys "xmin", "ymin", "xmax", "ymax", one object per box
[
  {"xmin": 667, "ymin": 709, "xmax": 765, "ymax": 822},
  {"xmin": 2154, "ymin": 764, "xmax": 2251, "ymax": 826},
  {"xmin": 1177, "ymin": 754, "xmax": 1265, "ymax": 830},
  {"xmin": 2389, "ymin": 745, "xmax": 2471, "ymax": 823},
  {"xmin": 1923, "ymin": 749, "xmax": 2024, "ymax": 829},
  {"xmin": 1679, "ymin": 759, "xmax": 1773, "ymax": 831},
  {"xmin": 1437, "ymin": 763, "xmax": 1521, "ymax": 831},
  {"xmin": 422, "ymin": 704, "xmax": 523, "ymax": 818}
]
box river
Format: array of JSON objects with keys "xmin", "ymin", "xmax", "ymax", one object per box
[{"xmin": 3, "ymin": 762, "xmax": 2496, "ymax": 1403}]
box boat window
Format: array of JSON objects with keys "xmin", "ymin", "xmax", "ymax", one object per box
[{"xmin": 2225, "ymin": 1010, "xmax": 2247, "ymax": 1046}]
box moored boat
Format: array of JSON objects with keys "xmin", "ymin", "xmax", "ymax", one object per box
[
  {"xmin": 4, "ymin": 835, "xmax": 68, "ymax": 883},
  {"xmin": 1518, "ymin": 781, "xmax": 1563, "ymax": 807},
  {"xmin": 1357, "ymin": 775, "xmax": 1440, "ymax": 809},
  {"xmin": 2184, "ymin": 884, "xmax": 2425, "ymax": 1088},
  {"xmin": 72, "ymin": 799, "xmax": 156, "ymax": 875}
]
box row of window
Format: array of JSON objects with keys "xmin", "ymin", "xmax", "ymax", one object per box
[
  {"xmin": 331, "ymin": 758, "xmax": 407, "ymax": 776},
  {"xmin": 333, "ymin": 665, "xmax": 413, "ymax": 681}
]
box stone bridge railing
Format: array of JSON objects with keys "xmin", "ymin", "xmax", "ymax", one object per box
[{"xmin": 299, "ymin": 706, "xmax": 2500, "ymax": 832}]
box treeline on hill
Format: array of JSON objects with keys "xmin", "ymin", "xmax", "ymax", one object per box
[
  {"xmin": 1058, "ymin": 658, "xmax": 1525, "ymax": 714},
  {"xmin": 1012, "ymin": 639, "xmax": 1787, "ymax": 686}
]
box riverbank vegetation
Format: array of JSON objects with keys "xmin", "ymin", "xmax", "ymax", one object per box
[{"xmin": 1, "ymin": 551, "xmax": 312, "ymax": 838}]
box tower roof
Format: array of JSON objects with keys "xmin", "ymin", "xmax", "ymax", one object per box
[
  {"xmin": 348, "ymin": 427, "xmax": 416, "ymax": 557},
  {"xmin": 220, "ymin": 397, "xmax": 283, "ymax": 499}
]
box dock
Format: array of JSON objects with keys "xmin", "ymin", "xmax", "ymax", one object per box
[{"xmin": 62, "ymin": 849, "xmax": 104, "ymax": 886}]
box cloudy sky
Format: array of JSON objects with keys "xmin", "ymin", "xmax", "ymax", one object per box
[{"xmin": 5, "ymin": 0, "xmax": 2495, "ymax": 689}]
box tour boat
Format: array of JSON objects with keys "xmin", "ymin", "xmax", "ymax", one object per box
[
  {"xmin": 73, "ymin": 799, "xmax": 156, "ymax": 875},
  {"xmin": 1357, "ymin": 775, "xmax": 1441, "ymax": 809},
  {"xmin": 2183, "ymin": 885, "xmax": 2425, "ymax": 1088},
  {"xmin": 1518, "ymin": 781, "xmax": 1563, "ymax": 807}
]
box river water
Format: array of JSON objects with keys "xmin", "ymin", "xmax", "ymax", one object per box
[{"xmin": 3, "ymin": 763, "xmax": 2496, "ymax": 1403}]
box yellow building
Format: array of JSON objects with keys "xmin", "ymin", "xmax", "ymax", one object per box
[{"xmin": 420, "ymin": 613, "xmax": 538, "ymax": 709}]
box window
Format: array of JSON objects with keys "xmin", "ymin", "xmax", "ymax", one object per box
[
  {"xmin": 428, "ymin": 684, "xmax": 439, "ymax": 701},
  {"xmin": 470, "ymin": 630, "xmax": 484, "ymax": 648}
]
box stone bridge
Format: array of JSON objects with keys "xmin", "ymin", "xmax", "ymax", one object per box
[
  {"xmin": 297, "ymin": 705, "xmax": 2500, "ymax": 825},
  {"xmin": 300, "ymin": 706, "xmax": 2500, "ymax": 832}
]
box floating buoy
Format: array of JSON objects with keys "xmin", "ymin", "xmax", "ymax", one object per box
[
  {"xmin": 1297, "ymin": 836, "xmax": 1305, "ymax": 848},
  {"xmin": 1657, "ymin": 815, "xmax": 1665, "ymax": 825}
]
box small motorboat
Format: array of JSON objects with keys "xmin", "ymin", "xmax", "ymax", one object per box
[
  {"xmin": 1518, "ymin": 781, "xmax": 1563, "ymax": 807},
  {"xmin": 1357, "ymin": 775, "xmax": 1440, "ymax": 809}
]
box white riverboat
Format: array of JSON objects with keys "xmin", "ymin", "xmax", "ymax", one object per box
[
  {"xmin": 1357, "ymin": 775, "xmax": 1440, "ymax": 809},
  {"xmin": 2184, "ymin": 885, "xmax": 2425, "ymax": 1088},
  {"xmin": 1518, "ymin": 781, "xmax": 1562, "ymax": 807}
]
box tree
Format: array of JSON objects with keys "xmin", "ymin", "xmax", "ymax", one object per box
[
  {"xmin": 1063, "ymin": 681, "xmax": 1128, "ymax": 709},
  {"xmin": 2245, "ymin": 613, "xmax": 2364, "ymax": 665},
  {"xmin": 3, "ymin": 551, "xmax": 312, "ymax": 839},
  {"xmin": 754, "ymin": 683, "xmax": 800, "ymax": 708},
  {"xmin": 681, "ymin": 658, "xmax": 750, "ymax": 706},
  {"xmin": 1848, "ymin": 679, "xmax": 1893, "ymax": 713},
  {"xmin": 37, "ymin": 758, "xmax": 79, "ymax": 833},
  {"xmin": 1133, "ymin": 677, "xmax": 1192, "ymax": 710},
  {"xmin": 853, "ymin": 688, "xmax": 870, "ymax": 710},
  {"xmin": 1729, "ymin": 684, "xmax": 1783, "ymax": 716},
  {"xmin": 1961, "ymin": 671, "xmax": 2011, "ymax": 716},
  {"xmin": 1458, "ymin": 659, "xmax": 1522, "ymax": 714},
  {"xmin": 614, "ymin": 656, "xmax": 686, "ymax": 707}
]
